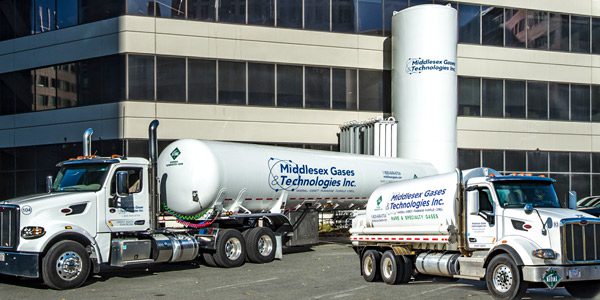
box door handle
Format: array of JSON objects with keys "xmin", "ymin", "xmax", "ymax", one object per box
[{"xmin": 469, "ymin": 238, "xmax": 477, "ymax": 242}]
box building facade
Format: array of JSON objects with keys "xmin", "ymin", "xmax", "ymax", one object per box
[{"xmin": 0, "ymin": 0, "xmax": 599, "ymax": 202}]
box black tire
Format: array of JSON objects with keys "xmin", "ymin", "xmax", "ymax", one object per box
[
  {"xmin": 201, "ymin": 252, "xmax": 218, "ymax": 267},
  {"xmin": 213, "ymin": 229, "xmax": 246, "ymax": 268},
  {"xmin": 380, "ymin": 250, "xmax": 403, "ymax": 285},
  {"xmin": 399, "ymin": 255, "xmax": 413, "ymax": 283},
  {"xmin": 361, "ymin": 250, "xmax": 381, "ymax": 282},
  {"xmin": 485, "ymin": 254, "xmax": 528, "ymax": 300},
  {"xmin": 42, "ymin": 240, "xmax": 91, "ymax": 290},
  {"xmin": 565, "ymin": 281, "xmax": 600, "ymax": 299},
  {"xmin": 245, "ymin": 227, "xmax": 277, "ymax": 264}
]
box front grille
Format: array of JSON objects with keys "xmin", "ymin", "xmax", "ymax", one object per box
[
  {"xmin": 0, "ymin": 205, "xmax": 19, "ymax": 250},
  {"xmin": 561, "ymin": 219, "xmax": 600, "ymax": 263}
]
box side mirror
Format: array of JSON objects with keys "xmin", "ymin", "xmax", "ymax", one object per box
[
  {"xmin": 524, "ymin": 203, "xmax": 534, "ymax": 215},
  {"xmin": 46, "ymin": 176, "xmax": 53, "ymax": 193},
  {"xmin": 467, "ymin": 190, "xmax": 479, "ymax": 215},
  {"xmin": 568, "ymin": 191, "xmax": 577, "ymax": 210},
  {"xmin": 116, "ymin": 171, "xmax": 130, "ymax": 197}
]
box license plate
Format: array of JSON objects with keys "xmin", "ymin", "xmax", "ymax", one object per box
[
  {"xmin": 569, "ymin": 268, "xmax": 581, "ymax": 279},
  {"xmin": 0, "ymin": 253, "xmax": 5, "ymax": 262}
]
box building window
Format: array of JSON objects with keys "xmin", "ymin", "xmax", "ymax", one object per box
[
  {"xmin": 505, "ymin": 150, "xmax": 525, "ymax": 172},
  {"xmin": 218, "ymin": 61, "xmax": 246, "ymax": 105},
  {"xmin": 571, "ymin": 15, "xmax": 591, "ymax": 53},
  {"xmin": 458, "ymin": 149, "xmax": 480, "ymax": 169},
  {"xmin": 481, "ymin": 150, "xmax": 503, "ymax": 171},
  {"xmin": 248, "ymin": 63, "xmax": 275, "ymax": 106},
  {"xmin": 458, "ymin": 77, "xmax": 480, "ymax": 116},
  {"xmin": 79, "ymin": 0, "xmax": 124, "ymax": 24},
  {"xmin": 305, "ymin": 67, "xmax": 330, "ymax": 109},
  {"xmin": 527, "ymin": 150, "xmax": 548, "ymax": 172},
  {"xmin": 78, "ymin": 55, "xmax": 125, "ymax": 105},
  {"xmin": 188, "ymin": 0, "xmax": 216, "ymax": 21},
  {"xmin": 276, "ymin": 65, "xmax": 303, "ymax": 108},
  {"xmin": 127, "ymin": 0, "xmax": 156, "ymax": 16},
  {"xmin": 458, "ymin": 3, "xmax": 480, "ymax": 44},
  {"xmin": 277, "ymin": 0, "xmax": 302, "ymax": 28},
  {"xmin": 549, "ymin": 13, "xmax": 569, "ymax": 51},
  {"xmin": 219, "ymin": 0, "xmax": 246, "ymax": 23},
  {"xmin": 593, "ymin": 86, "xmax": 600, "ymax": 122},
  {"xmin": 359, "ymin": 70, "xmax": 385, "ymax": 112},
  {"xmin": 549, "ymin": 82, "xmax": 569, "ymax": 121},
  {"xmin": 57, "ymin": 0, "xmax": 78, "ymax": 29},
  {"xmin": 527, "ymin": 81, "xmax": 548, "ymax": 120},
  {"xmin": 504, "ymin": 80, "xmax": 525, "ymax": 118},
  {"xmin": 128, "ymin": 55, "xmax": 155, "ymax": 100},
  {"xmin": 248, "ymin": 0, "xmax": 274, "ymax": 26},
  {"xmin": 156, "ymin": 56, "xmax": 186, "ymax": 102},
  {"xmin": 593, "ymin": 18, "xmax": 600, "ymax": 54},
  {"xmin": 155, "ymin": 0, "xmax": 186, "ymax": 18},
  {"xmin": 304, "ymin": 0, "xmax": 329, "ymax": 31},
  {"xmin": 332, "ymin": 68, "xmax": 357, "ymax": 110},
  {"xmin": 571, "ymin": 84, "xmax": 590, "ymax": 122},
  {"xmin": 357, "ymin": 0, "xmax": 382, "ymax": 35},
  {"xmin": 332, "ymin": 0, "xmax": 356, "ymax": 33},
  {"xmin": 504, "ymin": 9, "xmax": 526, "ymax": 48},
  {"xmin": 549, "ymin": 152, "xmax": 569, "ymax": 172},
  {"xmin": 188, "ymin": 59, "xmax": 216, "ymax": 103},
  {"xmin": 526, "ymin": 10, "xmax": 549, "ymax": 49},
  {"xmin": 481, "ymin": 6, "xmax": 503, "ymax": 46},
  {"xmin": 482, "ymin": 78, "xmax": 502, "ymax": 117},
  {"xmin": 383, "ymin": 0, "xmax": 407, "ymax": 35}
]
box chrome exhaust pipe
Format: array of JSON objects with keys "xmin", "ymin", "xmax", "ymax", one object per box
[
  {"xmin": 83, "ymin": 128, "xmax": 94, "ymax": 156},
  {"xmin": 148, "ymin": 120, "xmax": 160, "ymax": 230}
]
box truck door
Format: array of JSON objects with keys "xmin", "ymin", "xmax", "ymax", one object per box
[
  {"xmin": 105, "ymin": 166, "xmax": 150, "ymax": 232},
  {"xmin": 466, "ymin": 186, "xmax": 497, "ymax": 249}
]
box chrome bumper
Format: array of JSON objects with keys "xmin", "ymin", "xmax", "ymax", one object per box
[
  {"xmin": 0, "ymin": 251, "xmax": 39, "ymax": 278},
  {"xmin": 523, "ymin": 264, "xmax": 600, "ymax": 283}
]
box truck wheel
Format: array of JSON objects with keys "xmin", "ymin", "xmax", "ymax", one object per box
[
  {"xmin": 42, "ymin": 240, "xmax": 91, "ymax": 290},
  {"xmin": 565, "ymin": 281, "xmax": 600, "ymax": 298},
  {"xmin": 399, "ymin": 255, "xmax": 413, "ymax": 283},
  {"xmin": 213, "ymin": 229, "xmax": 246, "ymax": 268},
  {"xmin": 361, "ymin": 250, "xmax": 381, "ymax": 282},
  {"xmin": 245, "ymin": 227, "xmax": 276, "ymax": 264},
  {"xmin": 201, "ymin": 252, "xmax": 218, "ymax": 267},
  {"xmin": 485, "ymin": 254, "xmax": 527, "ymax": 299},
  {"xmin": 380, "ymin": 250, "xmax": 403, "ymax": 285}
]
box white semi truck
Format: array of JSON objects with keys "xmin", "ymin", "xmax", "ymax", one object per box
[
  {"xmin": 0, "ymin": 120, "xmax": 436, "ymax": 289},
  {"xmin": 350, "ymin": 168, "xmax": 600, "ymax": 299}
]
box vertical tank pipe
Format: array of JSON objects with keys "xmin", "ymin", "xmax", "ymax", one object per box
[{"xmin": 149, "ymin": 119, "xmax": 160, "ymax": 230}]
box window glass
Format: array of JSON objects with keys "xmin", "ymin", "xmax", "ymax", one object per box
[
  {"xmin": 571, "ymin": 15, "xmax": 590, "ymax": 53},
  {"xmin": 571, "ymin": 174, "xmax": 590, "ymax": 198},
  {"xmin": 458, "ymin": 4, "xmax": 480, "ymax": 44},
  {"xmin": 409, "ymin": 0, "xmax": 431, "ymax": 5},
  {"xmin": 127, "ymin": 0, "xmax": 155, "ymax": 16},
  {"xmin": 79, "ymin": 55, "xmax": 125, "ymax": 105},
  {"xmin": 188, "ymin": 59, "xmax": 216, "ymax": 103},
  {"xmin": 593, "ymin": 152, "xmax": 600, "ymax": 173},
  {"xmin": 0, "ymin": 147, "xmax": 15, "ymax": 171},
  {"xmin": 248, "ymin": 63, "xmax": 275, "ymax": 106},
  {"xmin": 481, "ymin": 6, "xmax": 503, "ymax": 46},
  {"xmin": 458, "ymin": 77, "xmax": 480, "ymax": 116},
  {"xmin": 79, "ymin": 0, "xmax": 124, "ymax": 23},
  {"xmin": 332, "ymin": 68, "xmax": 357, "ymax": 110},
  {"xmin": 157, "ymin": 56, "xmax": 186, "ymax": 102},
  {"xmin": 504, "ymin": 9, "xmax": 526, "ymax": 48},
  {"xmin": 504, "ymin": 80, "xmax": 525, "ymax": 118},
  {"xmin": 572, "ymin": 152, "xmax": 590, "ymax": 173},
  {"xmin": 593, "ymin": 175, "xmax": 600, "ymax": 196},
  {"xmin": 383, "ymin": 0, "xmax": 408, "ymax": 35},
  {"xmin": 16, "ymin": 171, "xmax": 35, "ymax": 197},
  {"xmin": 111, "ymin": 168, "xmax": 143, "ymax": 195},
  {"xmin": 548, "ymin": 13, "xmax": 569, "ymax": 51},
  {"xmin": 304, "ymin": 0, "xmax": 329, "ymax": 31},
  {"xmin": 155, "ymin": 0, "xmax": 186, "ymax": 18},
  {"xmin": 13, "ymin": 1, "xmax": 31, "ymax": 38},
  {"xmin": 527, "ymin": 151, "xmax": 548, "ymax": 172},
  {"xmin": 13, "ymin": 70, "xmax": 35, "ymax": 114},
  {"xmin": 458, "ymin": 149, "xmax": 480, "ymax": 169},
  {"xmin": 33, "ymin": 0, "xmax": 56, "ymax": 33},
  {"xmin": 550, "ymin": 173, "xmax": 569, "ymax": 205},
  {"xmin": 593, "ymin": 18, "xmax": 600, "ymax": 55},
  {"xmin": 332, "ymin": 0, "xmax": 355, "ymax": 33},
  {"xmin": 277, "ymin": 0, "xmax": 301, "ymax": 28},
  {"xmin": 277, "ymin": 65, "xmax": 303, "ymax": 108},
  {"xmin": 248, "ymin": 0, "xmax": 274, "ymax": 25},
  {"xmin": 57, "ymin": 0, "xmax": 78, "ymax": 29},
  {"xmin": 0, "ymin": 0, "xmax": 14, "ymax": 41},
  {"xmin": 0, "ymin": 74, "xmax": 15, "ymax": 115},
  {"xmin": 505, "ymin": 150, "xmax": 525, "ymax": 172},
  {"xmin": 128, "ymin": 55, "xmax": 155, "ymax": 100},
  {"xmin": 593, "ymin": 85, "xmax": 600, "ymax": 122},
  {"xmin": 481, "ymin": 150, "xmax": 503, "ymax": 171},
  {"xmin": 188, "ymin": 0, "xmax": 216, "ymax": 21},
  {"xmin": 526, "ymin": 10, "xmax": 548, "ymax": 49},
  {"xmin": 219, "ymin": 61, "xmax": 246, "ymax": 105},
  {"xmin": 305, "ymin": 67, "xmax": 330, "ymax": 109},
  {"xmin": 571, "ymin": 84, "xmax": 590, "ymax": 122},
  {"xmin": 35, "ymin": 66, "xmax": 57, "ymax": 111},
  {"xmin": 359, "ymin": 70, "xmax": 384, "ymax": 111},
  {"xmin": 56, "ymin": 63, "xmax": 78, "ymax": 108},
  {"xmin": 219, "ymin": 0, "xmax": 245, "ymax": 23},
  {"xmin": 549, "ymin": 82, "xmax": 569, "ymax": 120},
  {"xmin": 357, "ymin": 0, "xmax": 381, "ymax": 35},
  {"xmin": 549, "ymin": 152, "xmax": 569, "ymax": 172},
  {"xmin": 527, "ymin": 81, "xmax": 547, "ymax": 120},
  {"xmin": 482, "ymin": 79, "xmax": 502, "ymax": 117}
]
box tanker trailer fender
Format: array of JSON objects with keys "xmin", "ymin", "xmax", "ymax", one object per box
[{"xmin": 38, "ymin": 224, "xmax": 103, "ymax": 273}]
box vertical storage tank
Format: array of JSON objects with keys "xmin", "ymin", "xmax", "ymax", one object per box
[{"xmin": 392, "ymin": 5, "xmax": 458, "ymax": 173}]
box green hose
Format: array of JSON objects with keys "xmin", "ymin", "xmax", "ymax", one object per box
[{"xmin": 161, "ymin": 203, "xmax": 212, "ymax": 221}]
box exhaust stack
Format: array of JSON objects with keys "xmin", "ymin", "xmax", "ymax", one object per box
[
  {"xmin": 148, "ymin": 120, "xmax": 160, "ymax": 230},
  {"xmin": 83, "ymin": 128, "xmax": 94, "ymax": 156}
]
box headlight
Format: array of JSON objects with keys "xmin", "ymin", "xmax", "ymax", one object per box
[
  {"xmin": 532, "ymin": 249, "xmax": 557, "ymax": 259},
  {"xmin": 21, "ymin": 226, "xmax": 46, "ymax": 239}
]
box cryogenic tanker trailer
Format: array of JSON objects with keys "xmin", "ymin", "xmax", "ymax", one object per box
[{"xmin": 0, "ymin": 120, "xmax": 436, "ymax": 289}]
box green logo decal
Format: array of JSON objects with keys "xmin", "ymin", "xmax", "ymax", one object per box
[
  {"xmin": 170, "ymin": 148, "xmax": 181, "ymax": 160},
  {"xmin": 542, "ymin": 269, "xmax": 561, "ymax": 289},
  {"xmin": 376, "ymin": 196, "xmax": 383, "ymax": 208}
]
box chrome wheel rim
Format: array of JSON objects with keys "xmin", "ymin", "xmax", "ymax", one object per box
[
  {"xmin": 56, "ymin": 251, "xmax": 83, "ymax": 281},
  {"xmin": 225, "ymin": 237, "xmax": 242, "ymax": 261},
  {"xmin": 363, "ymin": 255, "xmax": 374, "ymax": 277},
  {"xmin": 382, "ymin": 256, "xmax": 393, "ymax": 279},
  {"xmin": 492, "ymin": 264, "xmax": 513, "ymax": 293},
  {"xmin": 257, "ymin": 235, "xmax": 273, "ymax": 257}
]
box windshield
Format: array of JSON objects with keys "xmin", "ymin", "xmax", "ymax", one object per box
[
  {"xmin": 52, "ymin": 163, "xmax": 110, "ymax": 192},
  {"xmin": 494, "ymin": 181, "xmax": 561, "ymax": 208}
]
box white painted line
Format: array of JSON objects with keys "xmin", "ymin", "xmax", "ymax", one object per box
[
  {"xmin": 312, "ymin": 286, "xmax": 368, "ymax": 299},
  {"xmin": 407, "ymin": 285, "xmax": 454, "ymax": 298},
  {"xmin": 206, "ymin": 277, "xmax": 278, "ymax": 291}
]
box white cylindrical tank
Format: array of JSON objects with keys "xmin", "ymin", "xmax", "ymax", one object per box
[
  {"xmin": 157, "ymin": 140, "xmax": 437, "ymax": 216},
  {"xmin": 363, "ymin": 171, "xmax": 459, "ymax": 235},
  {"xmin": 392, "ymin": 5, "xmax": 458, "ymax": 173}
]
